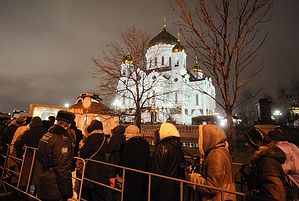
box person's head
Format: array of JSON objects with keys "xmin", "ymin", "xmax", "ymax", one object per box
[
  {"xmin": 86, "ymin": 119, "xmax": 103, "ymax": 134},
  {"xmin": 48, "ymin": 116, "xmax": 55, "ymax": 123},
  {"xmin": 246, "ymin": 128, "xmax": 272, "ymax": 151},
  {"xmin": 109, "ymin": 124, "xmax": 126, "ymax": 152},
  {"xmin": 267, "ymin": 128, "xmax": 288, "ymax": 142},
  {"xmin": 125, "ymin": 125, "xmax": 141, "ymax": 140},
  {"xmin": 30, "ymin": 116, "xmax": 43, "ymax": 128},
  {"xmin": 159, "ymin": 122, "xmax": 180, "ymax": 140},
  {"xmin": 56, "ymin": 110, "xmax": 75, "ymax": 130},
  {"xmin": 24, "ymin": 117, "xmax": 33, "ymax": 125},
  {"xmin": 15, "ymin": 116, "xmax": 25, "ymax": 125},
  {"xmin": 198, "ymin": 124, "xmax": 227, "ymax": 158}
]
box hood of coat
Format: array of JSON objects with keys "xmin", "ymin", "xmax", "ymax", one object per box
[
  {"xmin": 125, "ymin": 125, "xmax": 141, "ymax": 140},
  {"xmin": 48, "ymin": 124, "xmax": 68, "ymax": 136},
  {"xmin": 254, "ymin": 145, "xmax": 286, "ymax": 164},
  {"xmin": 198, "ymin": 124, "xmax": 227, "ymax": 158},
  {"xmin": 108, "ymin": 125, "xmax": 125, "ymax": 152},
  {"xmin": 159, "ymin": 122, "xmax": 180, "ymax": 140},
  {"xmin": 30, "ymin": 116, "xmax": 43, "ymax": 128}
]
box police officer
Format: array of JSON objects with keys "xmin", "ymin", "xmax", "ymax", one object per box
[{"xmin": 36, "ymin": 110, "xmax": 76, "ymax": 201}]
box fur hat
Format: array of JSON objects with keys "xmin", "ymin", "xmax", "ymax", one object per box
[
  {"xmin": 87, "ymin": 120, "xmax": 103, "ymax": 134},
  {"xmin": 246, "ymin": 128, "xmax": 272, "ymax": 150},
  {"xmin": 56, "ymin": 110, "xmax": 75, "ymax": 123},
  {"xmin": 159, "ymin": 122, "xmax": 180, "ymax": 140},
  {"xmin": 125, "ymin": 125, "xmax": 141, "ymax": 140}
]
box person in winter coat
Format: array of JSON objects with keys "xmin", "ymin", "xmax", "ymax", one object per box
[
  {"xmin": 240, "ymin": 127, "xmax": 286, "ymax": 201},
  {"xmin": 36, "ymin": 110, "xmax": 76, "ymax": 201},
  {"xmin": 14, "ymin": 116, "xmax": 48, "ymax": 190},
  {"xmin": 0, "ymin": 116, "xmax": 25, "ymax": 151},
  {"xmin": 118, "ymin": 125, "xmax": 150, "ymax": 201},
  {"xmin": 150, "ymin": 122, "xmax": 185, "ymax": 201},
  {"xmin": 79, "ymin": 119, "xmax": 110, "ymax": 201},
  {"xmin": 267, "ymin": 129, "xmax": 299, "ymax": 200},
  {"xmin": 189, "ymin": 124, "xmax": 236, "ymax": 201}
]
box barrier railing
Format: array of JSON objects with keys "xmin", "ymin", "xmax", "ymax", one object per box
[{"xmin": 0, "ymin": 144, "xmax": 246, "ymax": 201}]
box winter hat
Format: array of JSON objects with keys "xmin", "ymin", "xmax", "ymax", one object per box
[
  {"xmin": 87, "ymin": 119, "xmax": 103, "ymax": 134},
  {"xmin": 30, "ymin": 116, "xmax": 43, "ymax": 128},
  {"xmin": 159, "ymin": 122, "xmax": 180, "ymax": 140},
  {"xmin": 56, "ymin": 110, "xmax": 75, "ymax": 123},
  {"xmin": 125, "ymin": 125, "xmax": 141, "ymax": 140},
  {"xmin": 16, "ymin": 116, "xmax": 25, "ymax": 124},
  {"xmin": 246, "ymin": 128, "xmax": 272, "ymax": 150}
]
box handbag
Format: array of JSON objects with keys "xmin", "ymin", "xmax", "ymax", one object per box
[{"xmin": 76, "ymin": 136, "xmax": 106, "ymax": 176}]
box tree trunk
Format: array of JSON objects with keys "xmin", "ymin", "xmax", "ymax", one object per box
[
  {"xmin": 135, "ymin": 107, "xmax": 142, "ymax": 129},
  {"xmin": 226, "ymin": 109, "xmax": 233, "ymax": 137}
]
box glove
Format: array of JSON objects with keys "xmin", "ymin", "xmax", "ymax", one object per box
[{"xmin": 188, "ymin": 173, "xmax": 204, "ymax": 190}]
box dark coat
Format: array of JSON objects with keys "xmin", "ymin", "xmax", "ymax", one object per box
[
  {"xmin": 36, "ymin": 124, "xmax": 74, "ymax": 200},
  {"xmin": 0, "ymin": 122, "xmax": 21, "ymax": 145},
  {"xmin": 120, "ymin": 137, "xmax": 150, "ymax": 201},
  {"xmin": 244, "ymin": 146, "xmax": 287, "ymax": 201},
  {"xmin": 79, "ymin": 129, "xmax": 110, "ymax": 187},
  {"xmin": 106, "ymin": 125, "xmax": 125, "ymax": 178},
  {"xmin": 150, "ymin": 136, "xmax": 185, "ymax": 201},
  {"xmin": 14, "ymin": 124, "xmax": 47, "ymax": 187}
]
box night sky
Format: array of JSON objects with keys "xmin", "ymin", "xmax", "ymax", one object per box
[{"xmin": 0, "ymin": 0, "xmax": 298, "ymax": 113}]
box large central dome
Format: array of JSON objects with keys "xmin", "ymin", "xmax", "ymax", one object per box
[{"xmin": 149, "ymin": 27, "xmax": 178, "ymax": 47}]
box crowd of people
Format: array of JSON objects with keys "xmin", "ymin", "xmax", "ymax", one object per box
[{"xmin": 0, "ymin": 110, "xmax": 298, "ymax": 201}]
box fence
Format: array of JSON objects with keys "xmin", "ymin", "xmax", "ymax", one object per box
[{"xmin": 0, "ymin": 144, "xmax": 246, "ymax": 201}]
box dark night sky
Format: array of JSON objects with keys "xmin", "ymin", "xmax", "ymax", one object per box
[{"xmin": 0, "ymin": 0, "xmax": 298, "ymax": 113}]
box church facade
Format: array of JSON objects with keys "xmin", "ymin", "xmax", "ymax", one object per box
[{"xmin": 114, "ymin": 25, "xmax": 216, "ymax": 125}]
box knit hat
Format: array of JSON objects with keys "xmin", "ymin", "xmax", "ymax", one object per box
[
  {"xmin": 87, "ymin": 120, "xmax": 103, "ymax": 134},
  {"xmin": 125, "ymin": 125, "xmax": 141, "ymax": 140},
  {"xmin": 246, "ymin": 128, "xmax": 272, "ymax": 150},
  {"xmin": 30, "ymin": 116, "xmax": 43, "ymax": 128},
  {"xmin": 159, "ymin": 122, "xmax": 180, "ymax": 140},
  {"xmin": 56, "ymin": 110, "xmax": 75, "ymax": 123}
]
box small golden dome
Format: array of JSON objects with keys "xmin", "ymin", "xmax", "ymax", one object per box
[
  {"xmin": 123, "ymin": 54, "xmax": 133, "ymax": 64},
  {"xmin": 192, "ymin": 65, "xmax": 202, "ymax": 73}
]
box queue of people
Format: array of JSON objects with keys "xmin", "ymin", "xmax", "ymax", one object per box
[{"xmin": 0, "ymin": 110, "xmax": 298, "ymax": 201}]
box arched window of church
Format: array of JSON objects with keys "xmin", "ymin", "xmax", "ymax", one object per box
[
  {"xmin": 175, "ymin": 59, "xmax": 179, "ymax": 67},
  {"xmin": 185, "ymin": 109, "xmax": 188, "ymax": 115},
  {"xmin": 161, "ymin": 56, "xmax": 164, "ymax": 65},
  {"xmin": 155, "ymin": 57, "xmax": 158, "ymax": 66},
  {"xmin": 149, "ymin": 59, "xmax": 152, "ymax": 68},
  {"xmin": 122, "ymin": 69, "xmax": 126, "ymax": 76},
  {"xmin": 196, "ymin": 94, "xmax": 199, "ymax": 105},
  {"xmin": 175, "ymin": 92, "xmax": 178, "ymax": 104},
  {"xmin": 122, "ymin": 95, "xmax": 125, "ymax": 105},
  {"xmin": 169, "ymin": 57, "xmax": 171, "ymax": 66}
]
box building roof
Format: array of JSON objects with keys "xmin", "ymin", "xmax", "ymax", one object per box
[
  {"xmin": 149, "ymin": 27, "xmax": 178, "ymax": 47},
  {"xmin": 69, "ymin": 101, "xmax": 116, "ymax": 115}
]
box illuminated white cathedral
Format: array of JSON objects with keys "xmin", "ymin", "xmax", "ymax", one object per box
[{"xmin": 114, "ymin": 24, "xmax": 216, "ymax": 125}]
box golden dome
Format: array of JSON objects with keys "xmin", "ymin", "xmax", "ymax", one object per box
[
  {"xmin": 149, "ymin": 27, "xmax": 178, "ymax": 47},
  {"xmin": 192, "ymin": 60, "xmax": 202, "ymax": 73},
  {"xmin": 122, "ymin": 53, "xmax": 133, "ymax": 64},
  {"xmin": 172, "ymin": 43, "xmax": 186, "ymax": 53}
]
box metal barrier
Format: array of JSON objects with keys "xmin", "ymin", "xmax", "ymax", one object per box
[{"xmin": 0, "ymin": 144, "xmax": 246, "ymax": 201}]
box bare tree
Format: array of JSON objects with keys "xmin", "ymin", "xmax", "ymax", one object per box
[
  {"xmin": 173, "ymin": 0, "xmax": 272, "ymax": 135},
  {"xmin": 92, "ymin": 26, "xmax": 173, "ymax": 128}
]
